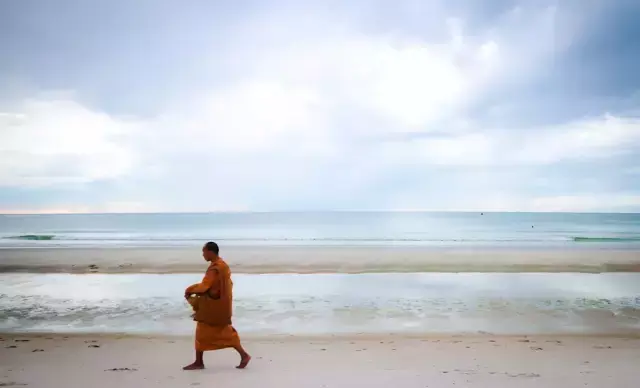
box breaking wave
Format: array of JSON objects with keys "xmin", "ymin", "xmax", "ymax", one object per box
[
  {"xmin": 573, "ymin": 236, "xmax": 640, "ymax": 242},
  {"xmin": 3, "ymin": 234, "xmax": 640, "ymax": 244},
  {"xmin": 5, "ymin": 235, "xmax": 56, "ymax": 241}
]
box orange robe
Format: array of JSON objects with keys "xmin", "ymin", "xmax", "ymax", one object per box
[{"xmin": 185, "ymin": 258, "xmax": 241, "ymax": 352}]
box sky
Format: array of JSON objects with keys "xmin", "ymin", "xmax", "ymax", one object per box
[{"xmin": 1, "ymin": 0, "xmax": 640, "ymax": 213}]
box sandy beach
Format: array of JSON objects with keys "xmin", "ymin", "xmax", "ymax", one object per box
[
  {"xmin": 1, "ymin": 334, "xmax": 639, "ymax": 387},
  {"xmin": 1, "ymin": 246, "xmax": 640, "ymax": 274}
]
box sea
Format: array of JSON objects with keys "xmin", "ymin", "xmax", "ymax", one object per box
[
  {"xmin": 1, "ymin": 212, "xmax": 639, "ymax": 337},
  {"xmin": 2, "ymin": 212, "xmax": 640, "ymax": 247}
]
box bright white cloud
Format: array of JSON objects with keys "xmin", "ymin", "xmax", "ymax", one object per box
[
  {"xmin": 230, "ymin": 32, "xmax": 501, "ymax": 133},
  {"xmin": 343, "ymin": 40, "xmax": 467, "ymax": 128},
  {"xmin": 178, "ymin": 81, "xmax": 322, "ymax": 152},
  {"xmin": 515, "ymin": 115, "xmax": 640, "ymax": 164},
  {"xmin": 0, "ymin": 98, "xmax": 136, "ymax": 186}
]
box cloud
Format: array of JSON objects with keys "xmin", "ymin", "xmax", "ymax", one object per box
[
  {"xmin": 379, "ymin": 114, "xmax": 640, "ymax": 167},
  {"xmin": 1, "ymin": 1, "xmax": 639, "ymax": 212},
  {"xmin": 526, "ymin": 194, "xmax": 640, "ymax": 212},
  {"xmin": 514, "ymin": 114, "xmax": 640, "ymax": 164},
  {"xmin": 0, "ymin": 98, "xmax": 136, "ymax": 186}
]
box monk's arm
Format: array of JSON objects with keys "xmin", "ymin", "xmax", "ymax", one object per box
[{"xmin": 185, "ymin": 267, "xmax": 218, "ymax": 296}]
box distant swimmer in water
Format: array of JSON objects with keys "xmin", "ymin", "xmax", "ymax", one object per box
[{"xmin": 183, "ymin": 241, "xmax": 251, "ymax": 371}]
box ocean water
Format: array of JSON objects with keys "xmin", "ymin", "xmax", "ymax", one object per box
[
  {"xmin": 1, "ymin": 212, "xmax": 640, "ymax": 248},
  {"xmin": 1, "ymin": 212, "xmax": 639, "ymax": 336},
  {"xmin": 1, "ymin": 273, "xmax": 639, "ymax": 336}
]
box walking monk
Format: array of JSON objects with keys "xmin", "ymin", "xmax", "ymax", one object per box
[{"xmin": 183, "ymin": 241, "xmax": 251, "ymax": 370}]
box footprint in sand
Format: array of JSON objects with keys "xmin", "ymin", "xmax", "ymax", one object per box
[
  {"xmin": 5, "ymin": 346, "xmax": 17, "ymax": 349},
  {"xmin": 31, "ymin": 349, "xmax": 44, "ymax": 353},
  {"xmin": 105, "ymin": 368, "xmax": 138, "ymax": 372},
  {"xmin": 453, "ymin": 369, "xmax": 477, "ymax": 375},
  {"xmin": 88, "ymin": 345, "xmax": 101, "ymax": 348},
  {"xmin": 0, "ymin": 383, "xmax": 28, "ymax": 387},
  {"xmin": 506, "ymin": 373, "xmax": 540, "ymax": 378}
]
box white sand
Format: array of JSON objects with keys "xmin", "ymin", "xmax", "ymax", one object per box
[
  {"xmin": 2, "ymin": 334, "xmax": 639, "ymax": 387},
  {"xmin": 1, "ymin": 246, "xmax": 639, "ymax": 273}
]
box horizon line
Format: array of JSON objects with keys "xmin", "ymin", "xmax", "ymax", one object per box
[{"xmin": 2, "ymin": 210, "xmax": 640, "ymax": 216}]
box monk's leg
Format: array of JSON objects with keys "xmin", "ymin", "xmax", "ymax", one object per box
[
  {"xmin": 234, "ymin": 343, "xmax": 251, "ymax": 369},
  {"xmin": 183, "ymin": 350, "xmax": 205, "ymax": 370}
]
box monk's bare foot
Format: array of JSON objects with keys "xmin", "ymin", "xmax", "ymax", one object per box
[
  {"xmin": 183, "ymin": 362, "xmax": 205, "ymax": 371},
  {"xmin": 236, "ymin": 354, "xmax": 251, "ymax": 369}
]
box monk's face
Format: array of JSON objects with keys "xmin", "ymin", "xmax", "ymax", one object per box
[{"xmin": 202, "ymin": 246, "xmax": 212, "ymax": 262}]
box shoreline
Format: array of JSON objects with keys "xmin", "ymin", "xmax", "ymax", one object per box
[
  {"xmin": 3, "ymin": 272, "xmax": 639, "ymax": 337},
  {"xmin": 1, "ymin": 246, "xmax": 640, "ymax": 274},
  {"xmin": 2, "ymin": 333, "xmax": 640, "ymax": 387},
  {"xmin": 3, "ymin": 331, "xmax": 640, "ymax": 341}
]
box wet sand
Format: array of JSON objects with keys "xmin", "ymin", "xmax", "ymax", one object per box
[
  {"xmin": 1, "ymin": 334, "xmax": 639, "ymax": 387},
  {"xmin": 1, "ymin": 246, "xmax": 639, "ymax": 274}
]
